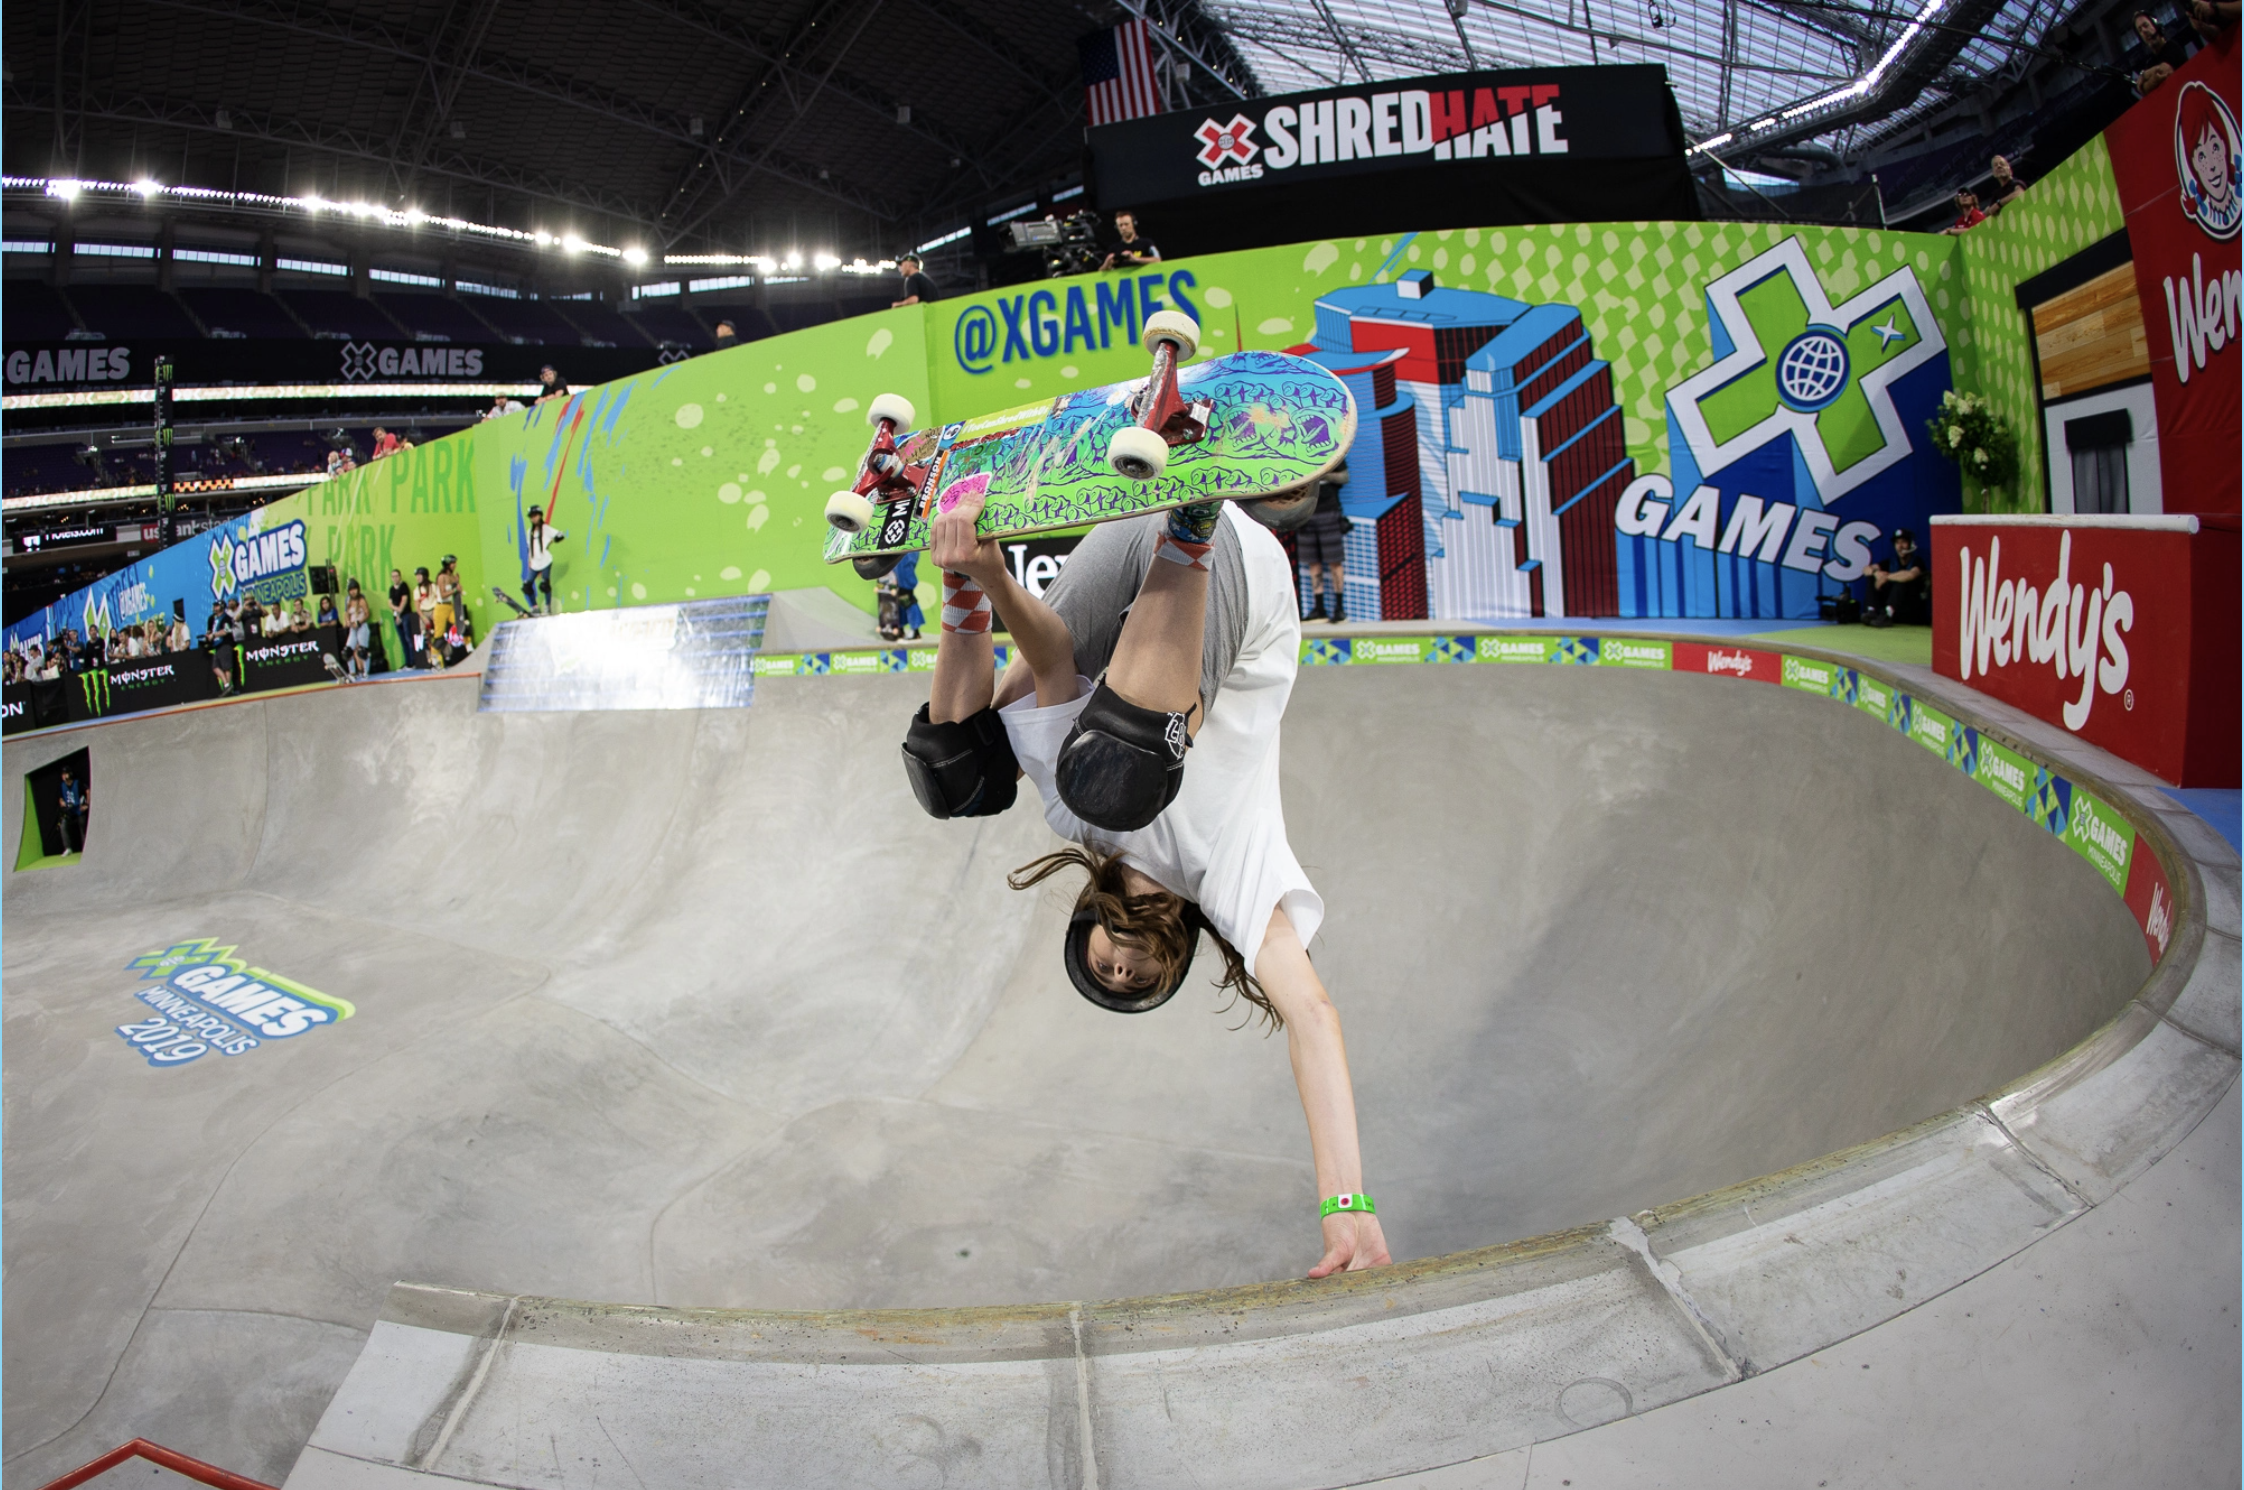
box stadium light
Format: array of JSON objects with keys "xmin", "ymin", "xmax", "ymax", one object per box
[
  {"xmin": 622, "ymin": 246, "xmax": 649, "ymax": 266},
  {"xmin": 562, "ymin": 233, "xmax": 587, "ymax": 254},
  {"xmin": 783, "ymin": 253, "xmax": 802, "ymax": 270},
  {"xmin": 132, "ymin": 178, "xmax": 162, "ymax": 199},
  {"xmin": 813, "ymin": 252, "xmax": 840, "ymax": 271},
  {"xmin": 48, "ymin": 179, "xmax": 83, "ymax": 201}
]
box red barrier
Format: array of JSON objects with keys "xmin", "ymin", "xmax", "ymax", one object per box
[
  {"xmin": 1933, "ymin": 514, "xmax": 2239, "ymax": 786},
  {"xmin": 37, "ymin": 1439, "xmax": 276, "ymax": 1490}
]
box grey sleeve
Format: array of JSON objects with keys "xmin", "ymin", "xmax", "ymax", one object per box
[{"xmin": 1037, "ymin": 513, "xmax": 1248, "ymax": 712}]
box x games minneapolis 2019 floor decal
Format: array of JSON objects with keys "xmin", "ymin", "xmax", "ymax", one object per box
[{"xmin": 114, "ymin": 939, "xmax": 354, "ymax": 1067}]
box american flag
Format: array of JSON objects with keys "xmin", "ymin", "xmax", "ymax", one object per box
[{"xmin": 1081, "ymin": 17, "xmax": 1162, "ymax": 127}]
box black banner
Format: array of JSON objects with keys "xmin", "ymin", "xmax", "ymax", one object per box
[
  {"xmin": 2, "ymin": 338, "xmax": 671, "ymax": 394},
  {"xmin": 2, "ymin": 679, "xmax": 68, "ymax": 734},
  {"xmin": 62, "ymin": 652, "xmax": 222, "ymax": 722},
  {"xmin": 238, "ymin": 625, "xmax": 343, "ymax": 693},
  {"xmin": 1087, "ymin": 64, "xmax": 1693, "ymax": 255}
]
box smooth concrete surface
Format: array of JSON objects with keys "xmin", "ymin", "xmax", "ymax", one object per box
[{"xmin": 3, "ymin": 643, "xmax": 2232, "ymax": 1488}]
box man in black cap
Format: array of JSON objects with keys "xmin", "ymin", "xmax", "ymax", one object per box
[{"xmin": 1862, "ymin": 527, "xmax": 1929, "ymax": 627}]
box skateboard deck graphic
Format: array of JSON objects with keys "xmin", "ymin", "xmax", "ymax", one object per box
[{"xmin": 823, "ymin": 349, "xmax": 1355, "ymax": 563}]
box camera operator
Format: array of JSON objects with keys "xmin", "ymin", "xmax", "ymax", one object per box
[
  {"xmin": 1101, "ymin": 211, "xmax": 1161, "ymax": 271},
  {"xmin": 893, "ymin": 255, "xmax": 939, "ymax": 308}
]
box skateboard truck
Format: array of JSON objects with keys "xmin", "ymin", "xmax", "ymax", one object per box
[
  {"xmin": 1107, "ymin": 312, "xmax": 1209, "ymax": 481},
  {"xmin": 824, "ymin": 394, "xmax": 926, "ymax": 535}
]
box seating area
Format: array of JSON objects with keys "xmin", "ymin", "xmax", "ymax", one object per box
[
  {"xmin": 549, "ymin": 297, "xmax": 652, "ymax": 348},
  {"xmin": 619, "ymin": 302, "xmax": 715, "ymax": 349},
  {"xmin": 180, "ymin": 287, "xmax": 307, "ymax": 339},
  {"xmin": 459, "ymin": 295, "xmax": 583, "ymax": 345},
  {"xmin": 280, "ymin": 289, "xmax": 407, "ymax": 340},
  {"xmin": 59, "ymin": 285, "xmax": 204, "ymax": 340},
  {"xmin": 373, "ymin": 292, "xmax": 498, "ymax": 343},
  {"xmin": 3, "ymin": 283, "xmax": 80, "ymax": 340}
]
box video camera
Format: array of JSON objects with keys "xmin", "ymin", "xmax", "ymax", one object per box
[{"xmin": 1009, "ymin": 210, "xmax": 1108, "ymax": 279}]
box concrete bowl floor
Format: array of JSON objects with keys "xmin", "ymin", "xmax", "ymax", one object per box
[{"xmin": 0, "ymin": 662, "xmax": 2184, "ymax": 1485}]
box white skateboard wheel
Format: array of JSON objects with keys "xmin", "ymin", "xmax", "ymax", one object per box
[
  {"xmin": 1142, "ymin": 310, "xmax": 1199, "ymax": 359},
  {"xmin": 824, "ymin": 489, "xmax": 877, "ymax": 534},
  {"xmin": 867, "ymin": 392, "xmax": 916, "ymax": 430},
  {"xmin": 1108, "ymin": 424, "xmax": 1169, "ymax": 481}
]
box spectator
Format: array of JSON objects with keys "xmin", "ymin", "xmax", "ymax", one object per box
[
  {"xmin": 387, "ymin": 568, "xmax": 414, "ymax": 663},
  {"xmin": 326, "ymin": 447, "xmax": 356, "ymax": 477},
  {"xmin": 2188, "ymin": 0, "xmax": 2238, "ymax": 38},
  {"xmin": 238, "ymin": 593, "xmax": 263, "ymax": 641},
  {"xmin": 168, "ymin": 611, "xmax": 192, "ymax": 652},
  {"xmin": 316, "ymin": 592, "xmax": 340, "ymax": 628},
  {"xmin": 1862, "ymin": 527, "xmax": 1930, "ymax": 627},
  {"xmin": 414, "ymin": 568, "xmax": 438, "ymax": 667},
  {"xmin": 1100, "ymin": 211, "xmax": 1161, "ymax": 271},
  {"xmin": 523, "ymin": 505, "xmax": 565, "ymax": 615},
  {"xmin": 2125, "ymin": 11, "xmax": 2196, "ymax": 95},
  {"xmin": 433, "ymin": 556, "xmax": 461, "ymax": 661},
  {"xmin": 56, "ymin": 764, "xmax": 88, "ymax": 854},
  {"xmin": 484, "ymin": 393, "xmax": 523, "ymax": 420},
  {"xmin": 1941, "ymin": 189, "xmax": 1988, "ymax": 235},
  {"xmin": 892, "ymin": 255, "xmax": 938, "ymax": 308},
  {"xmin": 1296, "ymin": 463, "xmax": 1352, "ymax": 622},
  {"xmin": 1987, "ymin": 155, "xmax": 2028, "ymax": 212},
  {"xmin": 713, "ymin": 318, "xmax": 740, "ymax": 350},
  {"xmin": 344, "ymin": 579, "xmax": 373, "ymax": 679},
  {"xmin": 290, "ymin": 599, "xmax": 314, "ymax": 633},
  {"xmin": 891, "ymin": 549, "xmax": 925, "ymax": 641},
  {"xmin": 370, "ymin": 426, "xmax": 405, "ymax": 460},
  {"xmin": 536, "ymin": 365, "xmax": 570, "ymax": 403}
]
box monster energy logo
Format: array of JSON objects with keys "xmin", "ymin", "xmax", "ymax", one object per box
[{"xmin": 79, "ymin": 668, "xmax": 110, "ymax": 715}]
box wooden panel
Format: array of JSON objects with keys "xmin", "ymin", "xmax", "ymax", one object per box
[{"xmin": 2031, "ymin": 264, "xmax": 2150, "ymax": 399}]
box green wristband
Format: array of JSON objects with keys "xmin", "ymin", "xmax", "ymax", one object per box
[{"xmin": 1320, "ymin": 1193, "xmax": 1376, "ymax": 1218}]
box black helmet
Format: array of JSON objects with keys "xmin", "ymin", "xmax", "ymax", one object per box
[{"xmin": 1062, "ymin": 904, "xmax": 1201, "ymax": 1014}]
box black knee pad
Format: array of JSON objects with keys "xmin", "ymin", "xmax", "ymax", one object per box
[
  {"xmin": 1054, "ymin": 680, "xmax": 1192, "ymax": 832},
  {"xmin": 901, "ymin": 704, "xmax": 1019, "ymax": 819}
]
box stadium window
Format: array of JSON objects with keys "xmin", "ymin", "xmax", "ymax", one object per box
[
  {"xmin": 369, "ymin": 267, "xmax": 443, "ymax": 287},
  {"xmin": 277, "ymin": 257, "xmax": 348, "ymax": 276},
  {"xmin": 2, "ymin": 240, "xmax": 52, "ymax": 254},
  {"xmin": 687, "ymin": 275, "xmax": 754, "ymax": 292},
  {"xmin": 456, "ymin": 280, "xmax": 521, "ymax": 298},
  {"xmin": 75, "ymin": 242, "xmax": 159, "ymax": 258},
  {"xmin": 631, "ymin": 282, "xmax": 683, "ymax": 298},
  {"xmin": 174, "ymin": 249, "xmax": 260, "ymax": 266}
]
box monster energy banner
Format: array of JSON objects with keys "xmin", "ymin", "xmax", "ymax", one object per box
[
  {"xmin": 238, "ymin": 626, "xmax": 344, "ymax": 693},
  {"xmin": 1087, "ymin": 64, "xmax": 1693, "ymax": 254},
  {"xmin": 63, "ymin": 654, "xmax": 221, "ymax": 722}
]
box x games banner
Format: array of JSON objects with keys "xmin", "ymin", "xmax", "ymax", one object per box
[{"xmin": 1088, "ymin": 65, "xmax": 1693, "ymax": 253}]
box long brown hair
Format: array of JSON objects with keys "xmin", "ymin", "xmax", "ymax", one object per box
[{"xmin": 1008, "ymin": 846, "xmax": 1278, "ymax": 1030}]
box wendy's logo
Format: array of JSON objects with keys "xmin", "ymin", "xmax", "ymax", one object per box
[{"xmin": 2174, "ymin": 81, "xmax": 2241, "ymax": 241}]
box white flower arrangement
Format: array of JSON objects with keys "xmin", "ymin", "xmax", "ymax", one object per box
[{"xmin": 1926, "ymin": 389, "xmax": 2015, "ymax": 492}]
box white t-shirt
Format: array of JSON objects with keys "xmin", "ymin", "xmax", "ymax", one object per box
[{"xmin": 1000, "ymin": 505, "xmax": 1322, "ymax": 974}]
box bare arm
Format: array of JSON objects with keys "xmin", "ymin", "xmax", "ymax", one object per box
[
  {"xmin": 1257, "ymin": 905, "xmax": 1391, "ymax": 1278},
  {"xmin": 927, "ymin": 482, "xmax": 1078, "ymax": 716}
]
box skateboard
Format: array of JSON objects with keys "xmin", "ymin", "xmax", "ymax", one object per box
[
  {"xmin": 321, "ymin": 653, "xmax": 354, "ymax": 685},
  {"xmin": 491, "ymin": 586, "xmax": 534, "ymax": 620},
  {"xmin": 821, "ymin": 316, "xmax": 1356, "ymax": 568}
]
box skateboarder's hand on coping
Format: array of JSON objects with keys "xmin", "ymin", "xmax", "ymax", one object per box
[
  {"xmin": 1312, "ymin": 1210, "xmax": 1393, "ymax": 1279},
  {"xmin": 929, "ymin": 481, "xmax": 1006, "ymax": 588}
]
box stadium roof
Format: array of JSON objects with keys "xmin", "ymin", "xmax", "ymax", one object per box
[{"xmin": 5, "ymin": 0, "xmax": 2089, "ymax": 272}]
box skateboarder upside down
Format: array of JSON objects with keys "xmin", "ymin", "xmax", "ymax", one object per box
[{"xmin": 903, "ymin": 482, "xmax": 1390, "ymax": 1279}]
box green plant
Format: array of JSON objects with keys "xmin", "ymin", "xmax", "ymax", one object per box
[{"xmin": 1926, "ymin": 389, "xmax": 2017, "ymax": 495}]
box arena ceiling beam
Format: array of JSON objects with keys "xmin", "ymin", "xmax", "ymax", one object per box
[
  {"xmin": 2, "ymin": 85, "xmax": 654, "ymax": 231},
  {"xmin": 648, "ymin": 0, "xmax": 895, "ymax": 246},
  {"xmin": 139, "ymin": 0, "xmax": 895, "ymax": 230}
]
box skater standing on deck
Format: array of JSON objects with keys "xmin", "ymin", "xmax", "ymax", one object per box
[
  {"xmin": 900, "ymin": 481, "xmax": 1390, "ymax": 1279},
  {"xmin": 524, "ymin": 506, "xmax": 565, "ymax": 616}
]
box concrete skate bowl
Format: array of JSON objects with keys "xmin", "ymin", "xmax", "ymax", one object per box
[{"xmin": 2, "ymin": 640, "xmax": 2231, "ymax": 1489}]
